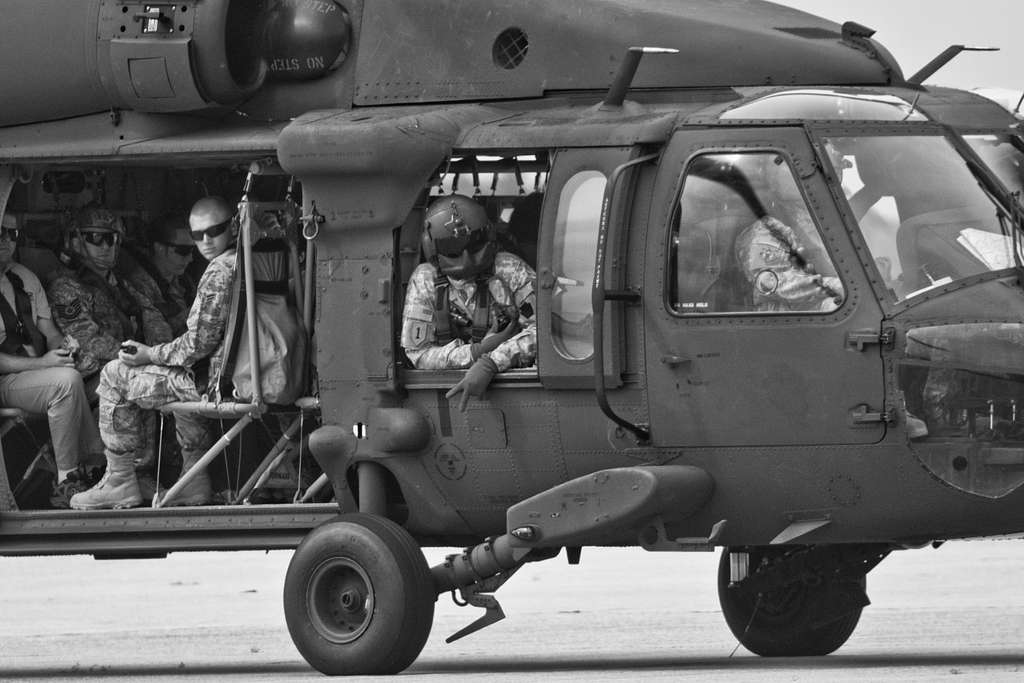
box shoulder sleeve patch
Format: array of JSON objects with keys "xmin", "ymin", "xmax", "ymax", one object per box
[{"xmin": 54, "ymin": 300, "xmax": 83, "ymax": 320}]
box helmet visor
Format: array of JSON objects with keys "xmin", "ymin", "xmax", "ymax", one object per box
[{"xmin": 433, "ymin": 228, "xmax": 489, "ymax": 258}]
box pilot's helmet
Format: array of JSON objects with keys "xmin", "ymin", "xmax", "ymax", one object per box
[{"xmin": 422, "ymin": 194, "xmax": 496, "ymax": 280}]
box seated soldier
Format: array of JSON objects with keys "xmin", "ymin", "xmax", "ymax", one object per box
[
  {"xmin": 0, "ymin": 212, "xmax": 103, "ymax": 507},
  {"xmin": 402, "ymin": 194, "xmax": 536, "ymax": 411},
  {"xmin": 121, "ymin": 214, "xmax": 198, "ymax": 337},
  {"xmin": 47, "ymin": 205, "xmax": 174, "ymax": 380},
  {"xmin": 734, "ymin": 215, "xmax": 844, "ymax": 313},
  {"xmin": 70, "ymin": 196, "xmax": 240, "ymax": 509}
]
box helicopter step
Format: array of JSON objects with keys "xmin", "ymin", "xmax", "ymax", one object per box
[{"xmin": 504, "ymin": 465, "xmax": 715, "ymax": 549}]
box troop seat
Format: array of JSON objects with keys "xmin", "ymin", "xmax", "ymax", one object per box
[{"xmin": 153, "ymin": 166, "xmax": 320, "ymax": 508}]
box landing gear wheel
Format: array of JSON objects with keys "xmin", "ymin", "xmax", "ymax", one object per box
[
  {"xmin": 284, "ymin": 513, "xmax": 436, "ymax": 675},
  {"xmin": 717, "ymin": 546, "xmax": 864, "ymax": 657}
]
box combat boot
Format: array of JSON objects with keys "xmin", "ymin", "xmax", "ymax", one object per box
[
  {"xmin": 69, "ymin": 451, "xmax": 142, "ymax": 510},
  {"xmin": 157, "ymin": 450, "xmax": 212, "ymax": 507}
]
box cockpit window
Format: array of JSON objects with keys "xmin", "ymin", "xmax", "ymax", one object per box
[
  {"xmin": 965, "ymin": 134, "xmax": 1024, "ymax": 201},
  {"xmin": 669, "ymin": 152, "xmax": 844, "ymax": 315},
  {"xmin": 822, "ymin": 134, "xmax": 1019, "ymax": 302},
  {"xmin": 722, "ymin": 89, "xmax": 929, "ymax": 122}
]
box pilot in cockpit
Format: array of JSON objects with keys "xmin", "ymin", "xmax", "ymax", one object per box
[
  {"xmin": 734, "ymin": 215, "xmax": 844, "ymax": 313},
  {"xmin": 732, "ymin": 152, "xmax": 845, "ymax": 313},
  {"xmin": 401, "ymin": 194, "xmax": 536, "ymax": 411}
]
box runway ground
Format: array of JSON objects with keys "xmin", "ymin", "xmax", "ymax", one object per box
[{"xmin": 2, "ymin": 538, "xmax": 1023, "ymax": 681}]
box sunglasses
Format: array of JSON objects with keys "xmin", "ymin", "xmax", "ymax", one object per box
[
  {"xmin": 80, "ymin": 231, "xmax": 121, "ymax": 247},
  {"xmin": 159, "ymin": 242, "xmax": 194, "ymax": 256},
  {"xmin": 0, "ymin": 228, "xmax": 19, "ymax": 243},
  {"xmin": 433, "ymin": 229, "xmax": 489, "ymax": 258},
  {"xmin": 190, "ymin": 218, "xmax": 231, "ymax": 241}
]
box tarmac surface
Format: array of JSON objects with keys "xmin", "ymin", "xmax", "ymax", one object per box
[{"xmin": 1, "ymin": 539, "xmax": 1023, "ymax": 681}]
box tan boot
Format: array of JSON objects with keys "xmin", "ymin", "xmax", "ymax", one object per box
[
  {"xmin": 69, "ymin": 451, "xmax": 141, "ymax": 510},
  {"xmin": 157, "ymin": 450, "xmax": 212, "ymax": 507}
]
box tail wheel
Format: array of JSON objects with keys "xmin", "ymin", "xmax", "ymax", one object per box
[
  {"xmin": 284, "ymin": 513, "xmax": 435, "ymax": 675},
  {"xmin": 717, "ymin": 546, "xmax": 864, "ymax": 657}
]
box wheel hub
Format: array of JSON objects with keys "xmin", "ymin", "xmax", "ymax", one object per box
[{"xmin": 307, "ymin": 557, "xmax": 374, "ymax": 643}]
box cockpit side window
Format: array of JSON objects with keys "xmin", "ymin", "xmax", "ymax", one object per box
[{"xmin": 669, "ymin": 151, "xmax": 844, "ymax": 315}]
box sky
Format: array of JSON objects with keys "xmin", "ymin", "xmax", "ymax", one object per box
[{"xmin": 780, "ymin": 0, "xmax": 1022, "ymax": 90}]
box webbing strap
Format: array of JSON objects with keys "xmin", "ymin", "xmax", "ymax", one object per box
[{"xmin": 432, "ymin": 274, "xmax": 453, "ymax": 345}]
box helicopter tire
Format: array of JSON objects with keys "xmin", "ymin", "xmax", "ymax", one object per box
[
  {"xmin": 717, "ymin": 546, "xmax": 864, "ymax": 657},
  {"xmin": 283, "ymin": 513, "xmax": 436, "ymax": 675}
]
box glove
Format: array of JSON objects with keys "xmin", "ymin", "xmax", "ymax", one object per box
[
  {"xmin": 445, "ymin": 355, "xmax": 499, "ymax": 412},
  {"xmin": 470, "ymin": 317, "xmax": 521, "ymax": 361}
]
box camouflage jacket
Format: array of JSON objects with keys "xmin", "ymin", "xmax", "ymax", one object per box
[
  {"xmin": 149, "ymin": 248, "xmax": 236, "ymax": 391},
  {"xmin": 124, "ymin": 258, "xmax": 195, "ymax": 337},
  {"xmin": 47, "ymin": 261, "xmax": 174, "ymax": 376},
  {"xmin": 402, "ymin": 251, "xmax": 537, "ymax": 371},
  {"xmin": 735, "ymin": 216, "xmax": 844, "ymax": 313}
]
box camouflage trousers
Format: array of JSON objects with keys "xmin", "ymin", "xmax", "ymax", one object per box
[{"xmin": 96, "ymin": 360, "xmax": 212, "ymax": 464}]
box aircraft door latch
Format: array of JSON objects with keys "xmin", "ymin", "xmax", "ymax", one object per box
[
  {"xmin": 845, "ymin": 328, "xmax": 895, "ymax": 352},
  {"xmin": 849, "ymin": 404, "xmax": 894, "ymax": 425}
]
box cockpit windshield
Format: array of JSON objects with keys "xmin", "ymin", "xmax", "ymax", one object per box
[
  {"xmin": 722, "ymin": 89, "xmax": 929, "ymax": 122},
  {"xmin": 821, "ymin": 134, "xmax": 1020, "ymax": 302}
]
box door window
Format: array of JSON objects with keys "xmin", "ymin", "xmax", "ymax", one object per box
[
  {"xmin": 669, "ymin": 152, "xmax": 844, "ymax": 315},
  {"xmin": 551, "ymin": 170, "xmax": 606, "ymax": 360}
]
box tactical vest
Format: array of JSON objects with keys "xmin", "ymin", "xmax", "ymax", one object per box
[
  {"xmin": 72, "ymin": 260, "xmax": 144, "ymax": 341},
  {"xmin": 0, "ymin": 270, "xmax": 46, "ymax": 357},
  {"xmin": 431, "ymin": 274, "xmax": 519, "ymax": 345}
]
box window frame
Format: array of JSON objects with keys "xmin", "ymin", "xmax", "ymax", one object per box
[{"xmin": 666, "ymin": 147, "xmax": 846, "ymax": 318}]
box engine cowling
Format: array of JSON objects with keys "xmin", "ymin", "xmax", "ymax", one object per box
[{"xmin": 0, "ymin": 0, "xmax": 268, "ymax": 126}]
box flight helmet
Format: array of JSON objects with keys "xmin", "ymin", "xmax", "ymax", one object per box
[{"xmin": 421, "ymin": 194, "xmax": 496, "ymax": 280}]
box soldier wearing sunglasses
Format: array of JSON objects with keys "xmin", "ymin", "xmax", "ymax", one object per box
[
  {"xmin": 121, "ymin": 215, "xmax": 198, "ymax": 337},
  {"xmin": 401, "ymin": 194, "xmax": 537, "ymax": 412},
  {"xmin": 0, "ymin": 212, "xmax": 105, "ymax": 507},
  {"xmin": 70, "ymin": 196, "xmax": 242, "ymax": 509},
  {"xmin": 46, "ymin": 205, "xmax": 173, "ymax": 380}
]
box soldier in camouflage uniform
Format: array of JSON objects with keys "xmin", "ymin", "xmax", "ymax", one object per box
[
  {"xmin": 121, "ymin": 214, "xmax": 198, "ymax": 337},
  {"xmin": 46, "ymin": 205, "xmax": 174, "ymax": 496},
  {"xmin": 734, "ymin": 215, "xmax": 845, "ymax": 313},
  {"xmin": 402, "ymin": 194, "xmax": 536, "ymax": 411},
  {"xmin": 47, "ymin": 205, "xmax": 174, "ymax": 380},
  {"xmin": 70, "ymin": 197, "xmax": 239, "ymax": 509}
]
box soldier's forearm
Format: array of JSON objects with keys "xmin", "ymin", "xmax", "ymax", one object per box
[{"xmin": 405, "ymin": 340, "xmax": 474, "ymax": 370}]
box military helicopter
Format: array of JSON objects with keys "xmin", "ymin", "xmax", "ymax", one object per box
[{"xmin": 2, "ymin": 0, "xmax": 1024, "ymax": 676}]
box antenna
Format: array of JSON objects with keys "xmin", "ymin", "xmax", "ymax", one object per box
[
  {"xmin": 602, "ymin": 46, "xmax": 679, "ymax": 109},
  {"xmin": 908, "ymin": 45, "xmax": 999, "ymax": 85}
]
